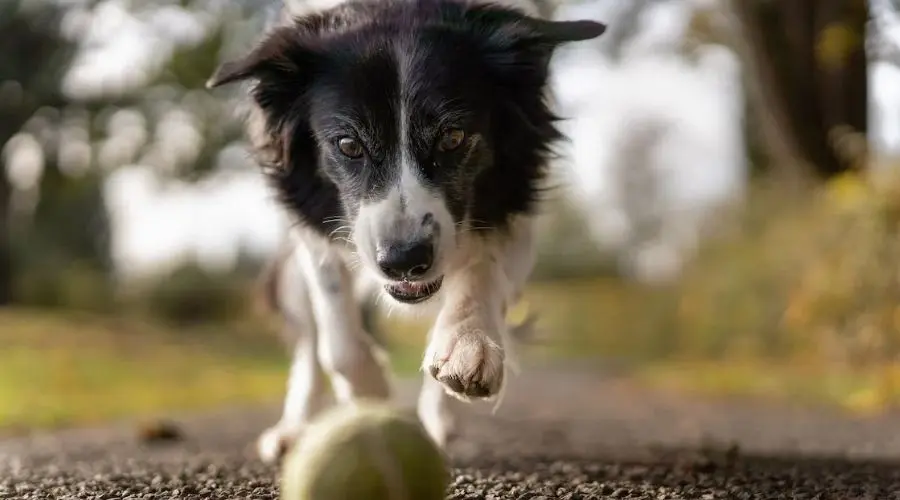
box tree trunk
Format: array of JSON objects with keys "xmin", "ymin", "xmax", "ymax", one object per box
[
  {"xmin": 0, "ymin": 158, "xmax": 12, "ymax": 306},
  {"xmin": 729, "ymin": 0, "xmax": 869, "ymax": 179}
]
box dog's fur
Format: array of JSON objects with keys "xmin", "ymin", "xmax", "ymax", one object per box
[{"xmin": 208, "ymin": 0, "xmax": 605, "ymax": 462}]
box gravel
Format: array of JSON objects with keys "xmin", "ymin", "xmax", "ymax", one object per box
[{"xmin": 5, "ymin": 365, "xmax": 900, "ymax": 499}]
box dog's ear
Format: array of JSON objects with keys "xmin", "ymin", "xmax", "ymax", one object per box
[
  {"xmin": 524, "ymin": 18, "xmax": 606, "ymax": 45},
  {"xmin": 467, "ymin": 6, "xmax": 606, "ymax": 73},
  {"xmin": 463, "ymin": 3, "xmax": 606, "ymax": 46},
  {"xmin": 206, "ymin": 27, "xmax": 312, "ymax": 89},
  {"xmin": 206, "ymin": 24, "xmax": 322, "ymax": 175},
  {"xmin": 206, "ymin": 59, "xmax": 257, "ymax": 89},
  {"xmin": 471, "ymin": 8, "xmax": 606, "ymax": 83}
]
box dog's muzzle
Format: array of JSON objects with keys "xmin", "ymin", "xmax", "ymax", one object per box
[{"xmin": 376, "ymin": 238, "xmax": 444, "ymax": 303}]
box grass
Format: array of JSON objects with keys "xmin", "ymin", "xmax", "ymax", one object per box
[
  {"xmin": 3, "ymin": 279, "xmax": 621, "ymax": 435},
  {"xmin": 376, "ymin": 275, "xmax": 674, "ymax": 363},
  {"xmin": 0, "ymin": 308, "xmax": 422, "ymax": 434},
  {"xmin": 0, "ymin": 309, "xmax": 286, "ymax": 433},
  {"xmin": 4, "ymin": 271, "xmax": 898, "ymax": 434},
  {"xmin": 634, "ymin": 360, "xmax": 900, "ymax": 415},
  {"xmin": 377, "ymin": 276, "xmax": 900, "ymax": 416}
]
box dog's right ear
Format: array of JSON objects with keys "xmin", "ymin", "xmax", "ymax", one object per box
[
  {"xmin": 206, "ymin": 59, "xmax": 256, "ymax": 89},
  {"xmin": 206, "ymin": 28, "xmax": 310, "ymax": 89}
]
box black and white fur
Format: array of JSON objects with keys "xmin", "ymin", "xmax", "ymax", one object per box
[{"xmin": 207, "ymin": 0, "xmax": 605, "ymax": 462}]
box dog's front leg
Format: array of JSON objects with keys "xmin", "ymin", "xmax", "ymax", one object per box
[
  {"xmin": 257, "ymin": 251, "xmax": 332, "ymax": 463},
  {"xmin": 294, "ymin": 233, "xmax": 392, "ymax": 405},
  {"xmin": 257, "ymin": 316, "xmax": 330, "ymax": 463},
  {"xmin": 417, "ymin": 334, "xmax": 460, "ymax": 448},
  {"xmin": 423, "ymin": 218, "xmax": 536, "ymax": 405},
  {"xmin": 423, "ymin": 259, "xmax": 507, "ymax": 402}
]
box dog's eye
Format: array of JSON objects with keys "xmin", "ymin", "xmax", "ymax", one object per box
[
  {"xmin": 337, "ymin": 137, "xmax": 364, "ymax": 159},
  {"xmin": 437, "ymin": 128, "xmax": 465, "ymax": 152}
]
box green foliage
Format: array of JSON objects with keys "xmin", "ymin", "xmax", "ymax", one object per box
[
  {"xmin": 512, "ymin": 171, "xmax": 900, "ymax": 411},
  {"xmin": 532, "ymin": 195, "xmax": 620, "ymax": 281},
  {"xmin": 14, "ymin": 262, "xmax": 115, "ymax": 313},
  {"xmin": 0, "ymin": 1, "xmax": 113, "ymax": 307},
  {"xmin": 1, "ymin": 0, "xmax": 264, "ymax": 309},
  {"xmin": 0, "ymin": 0, "xmax": 76, "ymax": 109},
  {"xmin": 661, "ymin": 171, "xmax": 900, "ymax": 368},
  {"xmin": 10, "ymin": 169, "xmax": 115, "ymax": 310},
  {"xmin": 162, "ymin": 22, "xmax": 228, "ymax": 90},
  {"xmin": 135, "ymin": 262, "xmax": 255, "ymax": 327},
  {"xmin": 32, "ymin": 170, "xmax": 112, "ymax": 271}
]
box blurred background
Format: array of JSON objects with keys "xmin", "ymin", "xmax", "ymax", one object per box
[{"xmin": 0, "ymin": 0, "xmax": 896, "ymax": 434}]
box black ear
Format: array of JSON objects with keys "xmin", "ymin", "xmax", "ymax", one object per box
[
  {"xmin": 472, "ymin": 8, "xmax": 607, "ymax": 77},
  {"xmin": 467, "ymin": 5, "xmax": 607, "ymax": 58},
  {"xmin": 206, "ymin": 27, "xmax": 308, "ymax": 89},
  {"xmin": 525, "ymin": 19, "xmax": 606, "ymax": 44},
  {"xmin": 206, "ymin": 60, "xmax": 254, "ymax": 89}
]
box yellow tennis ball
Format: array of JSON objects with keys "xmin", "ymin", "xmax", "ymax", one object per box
[{"xmin": 280, "ymin": 402, "xmax": 450, "ymax": 500}]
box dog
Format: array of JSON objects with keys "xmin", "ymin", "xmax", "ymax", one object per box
[{"xmin": 206, "ymin": 0, "xmax": 606, "ymax": 463}]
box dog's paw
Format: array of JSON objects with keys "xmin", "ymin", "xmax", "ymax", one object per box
[
  {"xmin": 256, "ymin": 423, "xmax": 303, "ymax": 464},
  {"xmin": 424, "ymin": 322, "xmax": 505, "ymax": 400}
]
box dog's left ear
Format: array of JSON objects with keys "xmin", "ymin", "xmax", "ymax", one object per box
[
  {"xmin": 473, "ymin": 10, "xmax": 606, "ymax": 81},
  {"xmin": 475, "ymin": 6, "xmax": 606, "ymax": 49},
  {"xmin": 522, "ymin": 18, "xmax": 607, "ymax": 45},
  {"xmin": 470, "ymin": 7, "xmax": 606, "ymax": 69}
]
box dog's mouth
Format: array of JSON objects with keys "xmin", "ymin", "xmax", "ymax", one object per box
[{"xmin": 384, "ymin": 276, "xmax": 444, "ymax": 304}]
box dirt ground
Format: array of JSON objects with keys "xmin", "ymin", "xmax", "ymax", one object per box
[{"xmin": 4, "ymin": 364, "xmax": 900, "ymax": 499}]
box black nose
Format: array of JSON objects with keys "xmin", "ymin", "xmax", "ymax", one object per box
[{"xmin": 376, "ymin": 240, "xmax": 434, "ymax": 280}]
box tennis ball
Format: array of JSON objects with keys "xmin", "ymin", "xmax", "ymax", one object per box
[{"xmin": 280, "ymin": 402, "xmax": 450, "ymax": 500}]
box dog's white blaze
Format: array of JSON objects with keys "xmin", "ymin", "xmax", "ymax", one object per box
[
  {"xmin": 399, "ymin": 97, "xmax": 457, "ymax": 278},
  {"xmin": 353, "ymin": 95, "xmax": 457, "ymax": 286}
]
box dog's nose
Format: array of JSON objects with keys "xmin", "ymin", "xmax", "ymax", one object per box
[{"xmin": 376, "ymin": 239, "xmax": 434, "ymax": 280}]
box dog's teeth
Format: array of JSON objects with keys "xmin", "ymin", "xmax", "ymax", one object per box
[{"xmin": 397, "ymin": 282, "xmax": 422, "ymax": 293}]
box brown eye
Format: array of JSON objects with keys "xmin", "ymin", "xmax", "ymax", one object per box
[
  {"xmin": 337, "ymin": 137, "xmax": 364, "ymax": 159},
  {"xmin": 438, "ymin": 128, "xmax": 465, "ymax": 152}
]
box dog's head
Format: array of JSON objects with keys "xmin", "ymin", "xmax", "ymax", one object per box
[{"xmin": 208, "ymin": 0, "xmax": 605, "ymax": 305}]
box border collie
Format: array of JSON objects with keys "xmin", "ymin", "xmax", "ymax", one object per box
[{"xmin": 207, "ymin": 0, "xmax": 605, "ymax": 462}]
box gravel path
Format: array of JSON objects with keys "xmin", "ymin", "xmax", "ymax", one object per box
[{"xmin": 5, "ymin": 364, "xmax": 900, "ymax": 499}]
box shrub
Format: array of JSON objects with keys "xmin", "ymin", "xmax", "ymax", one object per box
[
  {"xmin": 135, "ymin": 262, "xmax": 253, "ymax": 327},
  {"xmin": 15, "ymin": 260, "xmax": 116, "ymax": 313},
  {"xmin": 531, "ymin": 194, "xmax": 620, "ymax": 281},
  {"xmin": 663, "ymin": 168, "xmax": 900, "ymax": 371}
]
